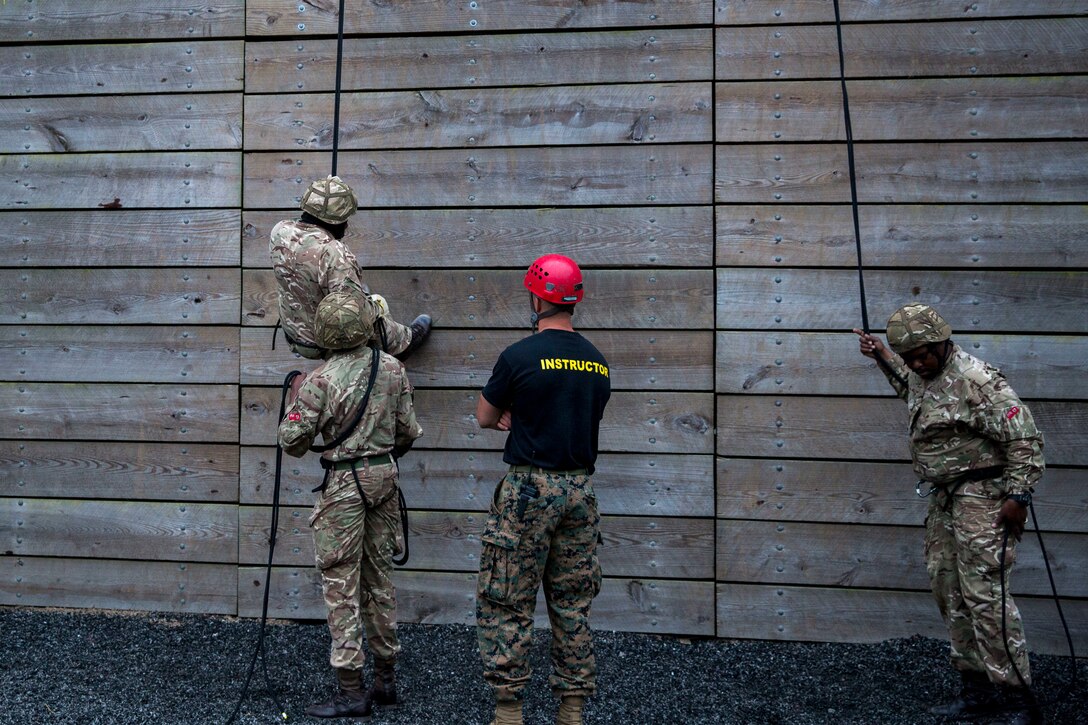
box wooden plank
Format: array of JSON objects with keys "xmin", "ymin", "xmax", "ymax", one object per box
[
  {"xmin": 715, "ymin": 144, "xmax": 849, "ymax": 203},
  {"xmin": 244, "ymin": 146, "xmax": 712, "ymax": 208},
  {"xmin": 0, "ymin": 326, "xmax": 238, "ymax": 384},
  {"xmin": 0, "ymin": 441, "xmax": 238, "ymax": 503},
  {"xmin": 1, "ymin": 152, "xmax": 241, "ymax": 210},
  {"xmin": 715, "ymin": 269, "xmax": 1088, "ymax": 333},
  {"xmin": 242, "ymin": 206, "xmax": 712, "ymax": 269},
  {"xmin": 715, "ymin": 204, "xmax": 1088, "ymax": 269},
  {"xmin": 248, "ymin": 0, "xmax": 709, "ymax": 35},
  {"xmin": 244, "ymin": 268, "xmax": 715, "ymax": 330},
  {"xmin": 244, "ymin": 83, "xmax": 712, "ymax": 150},
  {"xmin": 715, "ymin": 584, "xmax": 1088, "ymax": 656},
  {"xmin": 240, "ymin": 507, "xmax": 714, "ymax": 579},
  {"xmin": 715, "ymin": 0, "xmax": 1088, "ymax": 24},
  {"xmin": 3, "ymin": 499, "xmax": 237, "ymax": 563},
  {"xmin": 242, "ymin": 567, "xmax": 715, "ymax": 635},
  {"xmin": 243, "ymin": 388, "xmax": 715, "ymax": 454},
  {"xmin": 717, "ymin": 520, "xmax": 1088, "ymax": 597},
  {"xmin": 245, "ymin": 29, "xmax": 712, "ymax": 93},
  {"xmin": 714, "ymin": 78, "xmax": 1088, "ymax": 142},
  {"xmin": 716, "ymin": 459, "xmax": 1088, "ymax": 532},
  {"xmin": 715, "ymin": 332, "xmax": 1088, "ymax": 398},
  {"xmin": 1, "ymin": 268, "xmax": 240, "ymax": 325},
  {"xmin": 0, "ymin": 210, "xmax": 241, "ymax": 267},
  {"xmin": 242, "ymin": 328, "xmax": 714, "ymax": 390},
  {"xmin": 0, "ymin": 1, "xmax": 245, "ymax": 41},
  {"xmin": 2, "ymin": 383, "xmax": 238, "ymax": 443},
  {"xmin": 0, "ymin": 93, "xmax": 243, "ymax": 153},
  {"xmin": 714, "ymin": 19, "xmax": 1088, "ymax": 79},
  {"xmin": 0, "ymin": 557, "xmax": 235, "ymax": 614},
  {"xmin": 241, "ymin": 448, "xmax": 714, "ymax": 517},
  {"xmin": 716, "ymin": 396, "xmax": 1088, "ymax": 466},
  {"xmin": 0, "ymin": 40, "xmax": 244, "ymax": 97}
]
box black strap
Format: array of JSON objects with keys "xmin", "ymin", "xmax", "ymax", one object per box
[
  {"xmin": 309, "ymin": 344, "xmax": 379, "ymax": 454},
  {"xmin": 392, "ymin": 486, "xmax": 410, "ymax": 566},
  {"xmin": 330, "ymin": 0, "xmax": 346, "ymax": 176}
]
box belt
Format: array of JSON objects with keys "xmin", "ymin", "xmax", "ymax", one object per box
[
  {"xmin": 938, "ymin": 465, "xmax": 1005, "ymax": 486},
  {"xmin": 509, "ymin": 465, "xmax": 588, "ymax": 476},
  {"xmin": 326, "ymin": 453, "xmax": 393, "ymax": 471}
]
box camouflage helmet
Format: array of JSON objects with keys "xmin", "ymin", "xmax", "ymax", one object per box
[
  {"xmin": 314, "ymin": 289, "xmax": 374, "ymax": 350},
  {"xmin": 300, "ymin": 175, "xmax": 357, "ymax": 224},
  {"xmin": 886, "ymin": 303, "xmax": 952, "ymax": 354}
]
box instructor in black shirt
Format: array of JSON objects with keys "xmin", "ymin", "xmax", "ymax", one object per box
[{"xmin": 474, "ymin": 254, "xmax": 611, "ymax": 725}]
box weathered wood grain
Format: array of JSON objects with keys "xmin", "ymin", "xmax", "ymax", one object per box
[
  {"xmin": 1, "ymin": 268, "xmax": 240, "ymax": 325},
  {"xmin": 715, "ymin": 0, "xmax": 1088, "ymax": 24},
  {"xmin": 0, "ymin": 94, "xmax": 242, "ymax": 153},
  {"xmin": 241, "ymin": 328, "xmax": 713, "ymax": 390},
  {"xmin": 244, "ymin": 268, "xmax": 714, "ymax": 330},
  {"xmin": 717, "ymin": 520, "xmax": 1088, "ymax": 597},
  {"xmin": 0, "ymin": 441, "xmax": 238, "ymax": 502},
  {"xmin": 714, "ymin": 19, "xmax": 1088, "ymax": 79},
  {"xmin": 2, "ymin": 383, "xmax": 238, "ymax": 443},
  {"xmin": 715, "ymin": 584, "xmax": 1087, "ymax": 655},
  {"xmin": 242, "ymin": 388, "xmax": 715, "ymax": 454},
  {"xmin": 716, "ymin": 332, "xmax": 1088, "ymax": 398},
  {"xmin": 239, "ymin": 507, "xmax": 713, "ymax": 578},
  {"xmin": 245, "ymin": 29, "xmax": 712, "ymax": 93},
  {"xmin": 0, "ymin": 41, "xmax": 244, "ymax": 97},
  {"xmin": 0, "ymin": 210, "xmax": 241, "ymax": 266},
  {"xmin": 0, "ymin": 557, "xmax": 235, "ymax": 614},
  {"xmin": 241, "ymin": 447, "xmax": 714, "ymax": 517},
  {"xmin": 715, "ymin": 204, "xmax": 1088, "ymax": 269},
  {"xmin": 241, "ymin": 567, "xmax": 716, "ymax": 635},
  {"xmin": 1, "ymin": 152, "xmax": 241, "ymax": 210},
  {"xmin": 715, "ymin": 144, "xmax": 849, "ymax": 203},
  {"xmin": 0, "ymin": 1, "xmax": 245, "ymax": 41},
  {"xmin": 716, "ymin": 459, "xmax": 1088, "ymax": 532},
  {"xmin": 715, "ymin": 269, "xmax": 1088, "ymax": 333},
  {"xmin": 242, "ymin": 206, "xmax": 712, "ymax": 269},
  {"xmin": 716, "ymin": 396, "xmax": 1088, "ymax": 466},
  {"xmin": 3, "ymin": 499, "xmax": 236, "ymax": 563},
  {"xmin": 245, "ymin": 83, "xmax": 711, "ymax": 150},
  {"xmin": 0, "ymin": 326, "xmax": 238, "ymax": 384},
  {"xmin": 714, "ymin": 78, "xmax": 1088, "ymax": 142},
  {"xmin": 244, "ymin": 146, "xmax": 712, "ymax": 208},
  {"xmin": 248, "ymin": 0, "xmax": 709, "ymax": 35}
]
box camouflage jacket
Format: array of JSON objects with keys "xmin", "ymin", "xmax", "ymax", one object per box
[
  {"xmin": 278, "ymin": 345, "xmax": 423, "ymax": 461},
  {"xmin": 880, "ymin": 345, "xmax": 1044, "ymax": 496},
  {"xmin": 269, "ymin": 219, "xmax": 373, "ymax": 351}
]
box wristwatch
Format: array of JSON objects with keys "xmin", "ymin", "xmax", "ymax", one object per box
[{"xmin": 1007, "ymin": 492, "xmax": 1032, "ymax": 506}]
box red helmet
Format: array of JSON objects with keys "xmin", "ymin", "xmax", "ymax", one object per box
[{"xmin": 524, "ymin": 254, "xmax": 584, "ymax": 304}]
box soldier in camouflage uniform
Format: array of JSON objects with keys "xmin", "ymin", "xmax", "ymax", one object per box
[
  {"xmin": 269, "ymin": 174, "xmax": 431, "ymax": 360},
  {"xmin": 475, "ymin": 255, "xmax": 611, "ymax": 725},
  {"xmin": 279, "ymin": 289, "xmax": 423, "ymax": 719},
  {"xmin": 855, "ymin": 303, "xmax": 1044, "ymax": 725}
]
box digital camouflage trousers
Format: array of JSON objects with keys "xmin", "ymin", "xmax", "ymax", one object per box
[
  {"xmin": 476, "ymin": 469, "xmax": 602, "ymax": 702},
  {"xmin": 924, "ymin": 493, "xmax": 1031, "ymax": 686},
  {"xmin": 310, "ymin": 461, "xmax": 402, "ymax": 670}
]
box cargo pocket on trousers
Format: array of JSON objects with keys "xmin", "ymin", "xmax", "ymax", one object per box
[{"xmin": 477, "ymin": 528, "xmax": 521, "ymax": 605}]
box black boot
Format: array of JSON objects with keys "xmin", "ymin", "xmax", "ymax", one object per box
[
  {"xmin": 371, "ymin": 656, "xmax": 399, "ymax": 708},
  {"xmin": 395, "ymin": 314, "xmax": 432, "ymax": 361},
  {"xmin": 929, "ymin": 670, "xmax": 999, "ymax": 717},
  {"xmin": 998, "ymin": 684, "xmax": 1043, "ymax": 725},
  {"xmin": 305, "ymin": 667, "xmax": 372, "ymax": 719}
]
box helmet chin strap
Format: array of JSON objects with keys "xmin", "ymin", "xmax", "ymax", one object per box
[{"xmin": 529, "ymin": 294, "xmax": 561, "ymax": 331}]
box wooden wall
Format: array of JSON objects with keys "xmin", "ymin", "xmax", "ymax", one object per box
[{"xmin": 1, "ymin": 1, "xmax": 1085, "ymax": 655}]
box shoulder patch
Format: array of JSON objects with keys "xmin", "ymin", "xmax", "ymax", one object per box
[
  {"xmin": 1005, "ymin": 406, "xmax": 1021, "ymax": 420},
  {"xmin": 288, "ymin": 411, "xmax": 302, "ymax": 421}
]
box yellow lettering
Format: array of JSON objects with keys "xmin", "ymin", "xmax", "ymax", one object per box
[{"xmin": 542, "ymin": 358, "xmax": 555, "ymax": 370}]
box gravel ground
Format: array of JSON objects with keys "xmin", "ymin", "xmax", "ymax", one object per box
[{"xmin": 1, "ymin": 607, "xmax": 1083, "ymax": 725}]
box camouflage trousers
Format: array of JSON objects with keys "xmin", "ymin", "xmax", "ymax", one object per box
[
  {"xmin": 287, "ymin": 317, "xmax": 412, "ymax": 360},
  {"xmin": 476, "ymin": 468, "xmax": 602, "ymax": 702},
  {"xmin": 924, "ymin": 493, "xmax": 1031, "ymax": 685},
  {"xmin": 309, "ymin": 461, "xmax": 402, "ymax": 670}
]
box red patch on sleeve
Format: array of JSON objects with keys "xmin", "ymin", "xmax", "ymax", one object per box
[
  {"xmin": 1005, "ymin": 406, "xmax": 1020, "ymax": 420},
  {"xmin": 288, "ymin": 412, "xmax": 301, "ymax": 422}
]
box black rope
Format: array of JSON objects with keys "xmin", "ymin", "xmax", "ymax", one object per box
[{"xmin": 330, "ymin": 0, "xmax": 347, "ymax": 176}]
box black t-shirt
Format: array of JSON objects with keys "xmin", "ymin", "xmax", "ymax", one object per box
[{"xmin": 481, "ymin": 329, "xmax": 611, "ymax": 474}]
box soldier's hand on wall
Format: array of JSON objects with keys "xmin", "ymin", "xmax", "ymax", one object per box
[{"xmin": 995, "ymin": 498, "xmax": 1029, "ymax": 541}]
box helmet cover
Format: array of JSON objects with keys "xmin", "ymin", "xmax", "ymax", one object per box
[
  {"xmin": 314, "ymin": 289, "xmax": 375, "ymax": 350},
  {"xmin": 300, "ymin": 175, "xmax": 358, "ymax": 224},
  {"xmin": 524, "ymin": 254, "xmax": 584, "ymax": 305},
  {"xmin": 886, "ymin": 303, "xmax": 952, "ymax": 354}
]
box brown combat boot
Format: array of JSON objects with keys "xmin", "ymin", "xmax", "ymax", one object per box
[
  {"xmin": 395, "ymin": 314, "xmax": 432, "ymax": 361},
  {"xmin": 556, "ymin": 695, "xmax": 585, "ymax": 725},
  {"xmin": 305, "ymin": 667, "xmax": 372, "ymax": 719},
  {"xmin": 371, "ymin": 656, "xmax": 398, "ymax": 708},
  {"xmin": 489, "ymin": 699, "xmax": 524, "ymax": 725},
  {"xmin": 929, "ymin": 670, "xmax": 999, "ymax": 717}
]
